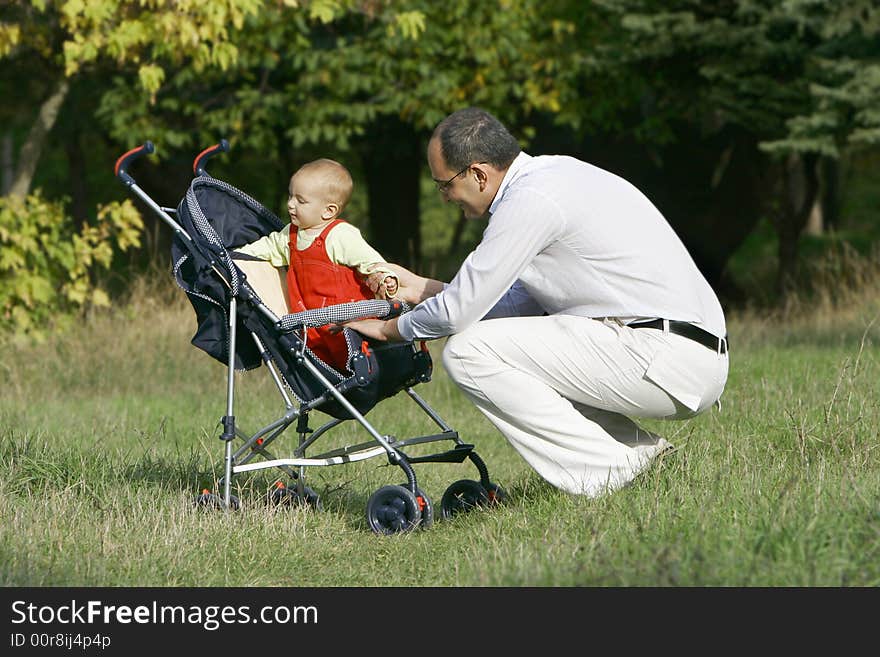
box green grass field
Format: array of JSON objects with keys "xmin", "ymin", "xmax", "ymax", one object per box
[{"xmin": 1, "ymin": 278, "xmax": 879, "ymax": 587}]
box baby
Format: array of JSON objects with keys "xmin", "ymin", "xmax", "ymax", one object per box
[{"xmin": 236, "ymin": 158, "xmax": 398, "ymax": 370}]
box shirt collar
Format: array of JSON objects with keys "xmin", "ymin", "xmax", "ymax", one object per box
[{"xmin": 489, "ymin": 151, "xmax": 532, "ymax": 215}]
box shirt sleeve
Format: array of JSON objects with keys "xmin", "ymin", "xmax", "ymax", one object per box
[
  {"xmin": 482, "ymin": 280, "xmax": 547, "ymax": 319},
  {"xmin": 397, "ymin": 186, "xmax": 562, "ymax": 341},
  {"xmin": 325, "ymin": 223, "xmax": 395, "ymax": 279},
  {"xmin": 234, "ymin": 225, "xmax": 291, "ymax": 267}
]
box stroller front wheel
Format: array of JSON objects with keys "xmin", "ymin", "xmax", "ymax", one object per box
[
  {"xmin": 194, "ymin": 490, "xmax": 241, "ymax": 511},
  {"xmin": 366, "ymin": 485, "xmax": 422, "ymax": 535},
  {"xmin": 398, "ymin": 483, "xmax": 434, "ymax": 529}
]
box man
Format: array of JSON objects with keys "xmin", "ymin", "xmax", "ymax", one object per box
[{"xmin": 349, "ymin": 107, "xmax": 729, "ymax": 497}]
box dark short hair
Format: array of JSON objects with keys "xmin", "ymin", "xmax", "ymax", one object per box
[{"xmin": 433, "ymin": 107, "xmax": 521, "ymax": 171}]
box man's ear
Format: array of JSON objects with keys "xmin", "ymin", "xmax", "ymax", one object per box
[
  {"xmin": 472, "ymin": 164, "xmax": 489, "ymax": 192},
  {"xmin": 322, "ymin": 202, "xmax": 340, "ymax": 220}
]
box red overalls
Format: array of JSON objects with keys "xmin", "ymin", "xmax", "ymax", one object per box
[{"xmin": 286, "ymin": 219, "xmax": 374, "ymax": 370}]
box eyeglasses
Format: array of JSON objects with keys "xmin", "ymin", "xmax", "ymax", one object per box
[
  {"xmin": 433, "ymin": 162, "xmax": 486, "ymax": 192},
  {"xmin": 434, "ymin": 165, "xmax": 471, "ymax": 192}
]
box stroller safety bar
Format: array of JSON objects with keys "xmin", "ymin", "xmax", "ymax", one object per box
[{"xmin": 277, "ymin": 299, "xmax": 410, "ymax": 331}]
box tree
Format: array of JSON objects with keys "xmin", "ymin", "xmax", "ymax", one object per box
[
  {"xmin": 5, "ymin": 0, "xmax": 877, "ymax": 307},
  {"xmin": 547, "ymin": 0, "xmax": 880, "ymax": 300},
  {"xmin": 91, "ymin": 1, "xmax": 568, "ymax": 266},
  {"xmin": 0, "ymin": 0, "xmax": 267, "ymax": 333}
]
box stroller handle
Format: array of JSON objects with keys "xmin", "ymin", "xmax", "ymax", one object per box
[
  {"xmin": 193, "ymin": 139, "xmax": 230, "ymax": 177},
  {"xmin": 114, "ymin": 141, "xmax": 155, "ymax": 186}
]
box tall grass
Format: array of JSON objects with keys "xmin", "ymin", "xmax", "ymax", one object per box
[{"xmin": 1, "ymin": 265, "xmax": 879, "ymax": 587}]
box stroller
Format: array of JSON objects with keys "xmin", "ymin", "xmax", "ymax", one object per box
[{"xmin": 114, "ymin": 140, "xmax": 505, "ymax": 534}]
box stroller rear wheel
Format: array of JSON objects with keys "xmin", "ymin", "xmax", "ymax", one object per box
[
  {"xmin": 267, "ymin": 482, "xmax": 322, "ymax": 510},
  {"xmin": 484, "ymin": 481, "xmax": 507, "ymax": 505},
  {"xmin": 440, "ymin": 479, "xmax": 490, "ymax": 519},
  {"xmin": 366, "ymin": 484, "xmax": 423, "ymax": 535}
]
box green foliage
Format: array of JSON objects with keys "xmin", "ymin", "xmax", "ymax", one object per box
[
  {"xmin": 58, "ymin": 0, "xmax": 264, "ymax": 82},
  {"xmin": 1, "ymin": 0, "xmax": 879, "ymax": 315},
  {"xmin": 579, "ymin": 0, "xmax": 880, "ymax": 157},
  {"xmin": 0, "ymin": 192, "xmax": 143, "ymax": 339},
  {"xmin": 0, "ymin": 22, "xmax": 21, "ymax": 56},
  {"xmin": 88, "ymin": 0, "xmax": 570, "ymax": 156}
]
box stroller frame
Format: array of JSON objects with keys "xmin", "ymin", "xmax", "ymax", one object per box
[{"xmin": 114, "ymin": 140, "xmax": 504, "ymax": 534}]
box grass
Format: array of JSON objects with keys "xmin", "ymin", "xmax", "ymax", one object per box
[{"xmin": 1, "ymin": 275, "xmax": 879, "ymax": 587}]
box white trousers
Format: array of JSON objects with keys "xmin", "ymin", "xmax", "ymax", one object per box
[{"xmin": 442, "ymin": 315, "xmax": 729, "ymax": 496}]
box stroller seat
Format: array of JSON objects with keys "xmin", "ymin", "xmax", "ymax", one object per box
[
  {"xmin": 114, "ymin": 140, "xmax": 505, "ymax": 534},
  {"xmin": 234, "ymin": 258, "xmax": 289, "ymax": 317}
]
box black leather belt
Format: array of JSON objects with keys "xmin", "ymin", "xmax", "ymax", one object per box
[{"xmin": 628, "ymin": 319, "xmax": 728, "ymax": 354}]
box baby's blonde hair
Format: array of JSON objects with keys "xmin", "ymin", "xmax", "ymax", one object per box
[{"xmin": 295, "ymin": 158, "xmax": 354, "ymax": 213}]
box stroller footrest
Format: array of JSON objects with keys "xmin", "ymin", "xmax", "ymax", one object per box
[{"xmin": 401, "ymin": 444, "xmax": 474, "ymax": 465}]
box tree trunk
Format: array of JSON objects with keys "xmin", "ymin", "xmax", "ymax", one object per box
[
  {"xmin": 447, "ymin": 210, "xmax": 467, "ymax": 257},
  {"xmin": 819, "ymin": 156, "xmax": 840, "ymax": 231},
  {"xmin": 9, "ymin": 78, "xmax": 70, "ymax": 199},
  {"xmin": 1, "ymin": 133, "xmax": 13, "ymax": 195},
  {"xmin": 804, "ymin": 199, "xmax": 823, "ymax": 236},
  {"xmin": 361, "ymin": 116, "xmax": 422, "ymax": 268},
  {"xmin": 775, "ymin": 153, "xmax": 819, "ymax": 300}
]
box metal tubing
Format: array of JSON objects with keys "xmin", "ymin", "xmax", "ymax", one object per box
[
  {"xmin": 232, "ymin": 416, "xmax": 295, "ymax": 463},
  {"xmin": 295, "ymin": 418, "xmax": 345, "ymax": 456},
  {"xmin": 127, "ymin": 183, "xmax": 192, "ymax": 244},
  {"xmin": 251, "ymin": 332, "xmax": 294, "ymax": 408},
  {"xmin": 299, "ymin": 357, "xmax": 397, "ymax": 455},
  {"xmin": 406, "ymin": 387, "xmax": 454, "ymax": 432},
  {"xmin": 222, "ymin": 297, "xmax": 237, "ymax": 509}
]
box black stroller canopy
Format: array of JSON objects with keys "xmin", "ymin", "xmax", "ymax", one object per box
[{"xmin": 172, "ymin": 176, "xmax": 284, "ymax": 370}]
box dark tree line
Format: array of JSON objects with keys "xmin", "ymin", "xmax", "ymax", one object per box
[{"xmin": 2, "ymin": 0, "xmax": 878, "ymax": 310}]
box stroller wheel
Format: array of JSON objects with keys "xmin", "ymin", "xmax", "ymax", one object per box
[
  {"xmin": 366, "ymin": 485, "xmax": 422, "ymax": 535},
  {"xmin": 194, "ymin": 490, "xmax": 241, "ymax": 511},
  {"xmin": 398, "ymin": 483, "xmax": 434, "ymax": 529},
  {"xmin": 484, "ymin": 481, "xmax": 508, "ymax": 506},
  {"xmin": 440, "ymin": 479, "xmax": 489, "ymax": 519},
  {"xmin": 267, "ymin": 483, "xmax": 323, "ymax": 511}
]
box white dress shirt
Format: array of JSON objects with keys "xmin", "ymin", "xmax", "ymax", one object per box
[{"xmin": 398, "ymin": 152, "xmax": 726, "ymax": 342}]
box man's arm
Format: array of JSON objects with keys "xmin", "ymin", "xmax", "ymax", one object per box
[
  {"xmin": 397, "ymin": 186, "xmax": 562, "ymax": 341},
  {"xmin": 339, "ymin": 317, "xmax": 403, "ymax": 342}
]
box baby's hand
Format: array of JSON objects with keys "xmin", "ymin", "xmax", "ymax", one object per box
[{"xmin": 382, "ymin": 275, "xmax": 399, "ymax": 299}]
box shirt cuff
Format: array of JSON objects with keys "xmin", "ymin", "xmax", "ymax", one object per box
[{"xmin": 396, "ymin": 312, "xmax": 415, "ymax": 342}]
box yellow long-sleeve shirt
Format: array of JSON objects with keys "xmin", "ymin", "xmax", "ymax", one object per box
[{"xmin": 236, "ymin": 222, "xmax": 396, "ymax": 293}]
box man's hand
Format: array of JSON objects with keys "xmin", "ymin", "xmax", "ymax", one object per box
[{"xmin": 365, "ymin": 262, "xmax": 444, "ymax": 305}]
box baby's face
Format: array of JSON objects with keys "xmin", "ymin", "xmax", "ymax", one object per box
[{"xmin": 287, "ymin": 172, "xmax": 334, "ymax": 230}]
